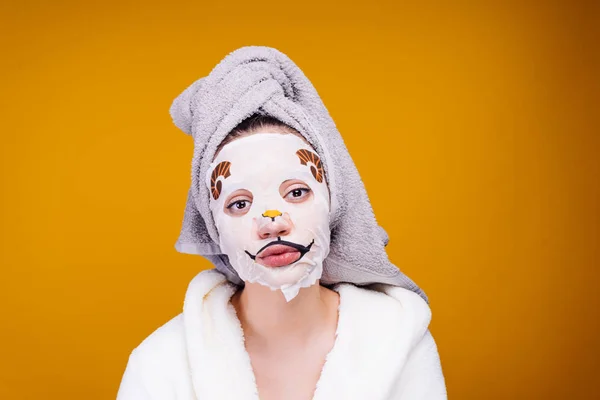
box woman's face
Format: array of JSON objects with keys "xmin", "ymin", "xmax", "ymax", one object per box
[{"xmin": 206, "ymin": 132, "xmax": 331, "ymax": 301}]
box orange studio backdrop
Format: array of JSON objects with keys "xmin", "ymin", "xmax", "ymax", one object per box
[{"xmin": 0, "ymin": 1, "xmax": 598, "ymax": 399}]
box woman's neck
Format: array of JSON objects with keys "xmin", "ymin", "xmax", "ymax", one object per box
[{"xmin": 231, "ymin": 280, "xmax": 339, "ymax": 347}]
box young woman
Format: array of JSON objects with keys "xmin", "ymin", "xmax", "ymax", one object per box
[{"xmin": 117, "ymin": 46, "xmax": 447, "ymax": 400}]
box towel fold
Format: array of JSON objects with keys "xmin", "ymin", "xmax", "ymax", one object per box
[{"xmin": 169, "ymin": 45, "xmax": 428, "ymax": 303}]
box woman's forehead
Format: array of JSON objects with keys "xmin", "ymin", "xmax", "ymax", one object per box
[
  {"xmin": 218, "ymin": 131, "xmax": 308, "ymax": 152},
  {"xmin": 213, "ymin": 133, "xmax": 312, "ymax": 167},
  {"xmin": 207, "ymin": 132, "xmax": 327, "ymax": 197}
]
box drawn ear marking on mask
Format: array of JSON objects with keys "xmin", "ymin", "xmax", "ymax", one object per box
[
  {"xmin": 296, "ymin": 149, "xmax": 323, "ymax": 183},
  {"xmin": 210, "ymin": 161, "xmax": 231, "ymax": 200}
]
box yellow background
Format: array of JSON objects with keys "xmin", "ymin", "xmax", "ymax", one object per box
[{"xmin": 1, "ymin": 1, "xmax": 598, "ymax": 398}]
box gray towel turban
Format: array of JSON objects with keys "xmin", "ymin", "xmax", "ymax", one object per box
[{"xmin": 169, "ymin": 45, "xmax": 428, "ymax": 304}]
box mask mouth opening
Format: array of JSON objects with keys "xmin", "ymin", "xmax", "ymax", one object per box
[{"xmin": 244, "ymin": 238, "xmax": 315, "ymax": 268}]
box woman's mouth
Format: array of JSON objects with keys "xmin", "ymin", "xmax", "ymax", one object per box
[
  {"xmin": 255, "ymin": 244, "xmax": 301, "ymax": 268},
  {"xmin": 245, "ymin": 239, "xmax": 315, "ymax": 268}
]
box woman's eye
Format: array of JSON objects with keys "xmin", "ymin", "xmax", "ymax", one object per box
[
  {"xmin": 225, "ymin": 199, "xmax": 252, "ymax": 215},
  {"xmin": 227, "ymin": 200, "xmax": 250, "ymax": 209},
  {"xmin": 285, "ymin": 187, "xmax": 311, "ymax": 201}
]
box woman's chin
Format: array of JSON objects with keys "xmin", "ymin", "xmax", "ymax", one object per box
[{"xmin": 256, "ymin": 262, "xmax": 314, "ymax": 288}]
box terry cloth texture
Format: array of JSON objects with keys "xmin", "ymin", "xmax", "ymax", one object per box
[
  {"xmin": 169, "ymin": 45, "xmax": 428, "ymax": 304},
  {"xmin": 116, "ymin": 269, "xmax": 447, "ymax": 399}
]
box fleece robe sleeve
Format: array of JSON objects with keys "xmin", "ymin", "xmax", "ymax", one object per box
[
  {"xmin": 392, "ymin": 329, "xmax": 448, "ymax": 400},
  {"xmin": 116, "ymin": 351, "xmax": 155, "ymax": 400}
]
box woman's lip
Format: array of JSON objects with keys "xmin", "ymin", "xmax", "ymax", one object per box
[
  {"xmin": 257, "ymin": 244, "xmax": 297, "ymax": 258},
  {"xmin": 256, "ymin": 244, "xmax": 301, "ymax": 267},
  {"xmin": 257, "ymin": 251, "xmax": 301, "ymax": 268}
]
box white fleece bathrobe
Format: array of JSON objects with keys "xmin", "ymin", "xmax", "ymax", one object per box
[{"xmin": 116, "ymin": 269, "xmax": 447, "ymax": 399}]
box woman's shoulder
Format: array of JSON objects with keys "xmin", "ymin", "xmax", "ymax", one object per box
[
  {"xmin": 126, "ymin": 313, "xmax": 188, "ymax": 374},
  {"xmin": 319, "ymin": 283, "xmax": 443, "ymax": 398},
  {"xmin": 117, "ymin": 314, "xmax": 197, "ymax": 399},
  {"xmin": 127, "ymin": 269, "xmax": 230, "ymax": 361},
  {"xmin": 334, "ymin": 282, "xmax": 433, "ymax": 344}
]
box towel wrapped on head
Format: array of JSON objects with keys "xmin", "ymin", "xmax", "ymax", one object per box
[{"xmin": 169, "ymin": 45, "xmax": 428, "ymax": 303}]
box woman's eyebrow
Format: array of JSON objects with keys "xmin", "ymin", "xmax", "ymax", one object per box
[
  {"xmin": 225, "ymin": 189, "xmax": 251, "ymax": 201},
  {"xmin": 281, "ymin": 179, "xmax": 307, "ymax": 185}
]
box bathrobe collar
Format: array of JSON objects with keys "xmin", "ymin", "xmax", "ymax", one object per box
[{"xmin": 183, "ymin": 269, "xmax": 431, "ymax": 400}]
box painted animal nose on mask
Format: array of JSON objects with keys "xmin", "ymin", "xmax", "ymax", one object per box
[{"xmin": 256, "ymin": 209, "xmax": 293, "ymax": 239}]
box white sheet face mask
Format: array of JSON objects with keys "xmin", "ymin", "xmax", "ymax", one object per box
[{"xmin": 206, "ymin": 132, "xmax": 331, "ymax": 302}]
